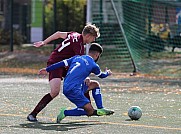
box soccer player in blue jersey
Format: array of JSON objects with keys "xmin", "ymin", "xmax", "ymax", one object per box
[
  {"xmin": 28, "ymin": 24, "xmax": 104, "ymax": 122},
  {"xmin": 39, "ymin": 43, "xmax": 114, "ymax": 123}
]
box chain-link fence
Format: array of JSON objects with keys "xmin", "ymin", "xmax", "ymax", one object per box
[
  {"xmin": 89, "ymin": 0, "xmax": 181, "ymax": 78},
  {"xmin": 0, "ymin": 0, "xmax": 86, "ymax": 51}
]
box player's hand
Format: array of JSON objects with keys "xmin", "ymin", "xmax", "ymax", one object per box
[
  {"xmin": 84, "ymin": 77, "xmax": 91, "ymax": 86},
  {"xmin": 38, "ymin": 68, "xmax": 48, "ymax": 77},
  {"xmin": 105, "ymin": 67, "xmax": 112, "ymax": 76},
  {"xmin": 33, "ymin": 41, "xmax": 45, "ymax": 48}
]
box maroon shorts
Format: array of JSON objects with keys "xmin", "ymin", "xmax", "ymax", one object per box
[
  {"xmin": 48, "ymin": 67, "xmax": 67, "ymax": 81},
  {"xmin": 47, "ymin": 62, "xmax": 90, "ymax": 100}
]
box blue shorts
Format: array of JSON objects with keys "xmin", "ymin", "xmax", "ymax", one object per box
[
  {"xmin": 82, "ymin": 82, "xmax": 89, "ymax": 93},
  {"xmin": 63, "ymin": 82, "xmax": 89, "ymax": 108}
]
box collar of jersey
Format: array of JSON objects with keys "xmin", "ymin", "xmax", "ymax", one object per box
[{"xmin": 86, "ymin": 55, "xmax": 94, "ymax": 61}]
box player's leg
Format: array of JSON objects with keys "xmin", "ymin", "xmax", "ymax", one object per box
[
  {"xmin": 57, "ymin": 86, "xmax": 95, "ymax": 123},
  {"xmin": 57, "ymin": 102, "xmax": 114, "ymax": 123},
  {"xmin": 57, "ymin": 103, "xmax": 95, "ymax": 123},
  {"xmin": 57, "ymin": 87, "xmax": 90, "ymax": 123},
  {"xmin": 27, "ymin": 78, "xmax": 61, "ymax": 121},
  {"xmin": 82, "ymin": 103, "xmax": 114, "ymax": 116},
  {"xmin": 86, "ymin": 80, "xmax": 103, "ymax": 109},
  {"xmin": 57, "ymin": 86, "xmax": 114, "ymax": 123},
  {"xmin": 27, "ymin": 68, "xmax": 64, "ymax": 122},
  {"xmin": 86, "ymin": 80, "xmax": 114, "ymax": 114},
  {"xmin": 49, "ymin": 78, "xmax": 61, "ymax": 98},
  {"xmin": 58, "ymin": 101, "xmax": 113, "ymax": 118}
]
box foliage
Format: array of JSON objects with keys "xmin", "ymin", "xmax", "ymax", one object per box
[
  {"xmin": 44, "ymin": 0, "xmax": 86, "ymax": 39},
  {"xmin": 0, "ymin": 29, "xmax": 25, "ymax": 45}
]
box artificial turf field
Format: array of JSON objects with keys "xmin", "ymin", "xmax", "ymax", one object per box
[{"xmin": 0, "ymin": 74, "xmax": 180, "ymax": 134}]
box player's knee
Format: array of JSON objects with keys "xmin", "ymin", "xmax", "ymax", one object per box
[
  {"xmin": 89, "ymin": 80, "xmax": 100, "ymax": 89},
  {"xmin": 50, "ymin": 87, "xmax": 60, "ymax": 98},
  {"xmin": 85, "ymin": 108, "xmax": 94, "ymax": 116},
  {"xmin": 87, "ymin": 110, "xmax": 94, "ymax": 116},
  {"xmin": 50, "ymin": 92, "xmax": 59, "ymax": 98},
  {"xmin": 83, "ymin": 103, "xmax": 94, "ymax": 116},
  {"xmin": 49, "ymin": 78, "xmax": 61, "ymax": 98}
]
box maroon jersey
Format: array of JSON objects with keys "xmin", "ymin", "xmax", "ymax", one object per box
[{"xmin": 47, "ymin": 32, "xmax": 85, "ymax": 65}]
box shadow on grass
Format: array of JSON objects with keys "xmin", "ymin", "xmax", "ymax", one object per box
[
  {"xmin": 18, "ymin": 121, "xmax": 100, "ymax": 131},
  {"xmin": 125, "ymin": 119, "xmax": 140, "ymax": 121}
]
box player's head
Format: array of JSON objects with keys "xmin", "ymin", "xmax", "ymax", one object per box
[
  {"xmin": 89, "ymin": 43, "xmax": 103, "ymax": 62},
  {"xmin": 82, "ymin": 23, "xmax": 100, "ymax": 44}
]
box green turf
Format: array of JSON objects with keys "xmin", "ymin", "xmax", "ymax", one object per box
[{"xmin": 0, "ymin": 75, "xmax": 180, "ymax": 134}]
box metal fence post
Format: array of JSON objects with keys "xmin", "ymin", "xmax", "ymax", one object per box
[
  {"xmin": 10, "ymin": 0, "xmax": 13, "ymax": 52},
  {"xmin": 53, "ymin": 0, "xmax": 57, "ymax": 49}
]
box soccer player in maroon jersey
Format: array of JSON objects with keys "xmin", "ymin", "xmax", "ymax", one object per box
[
  {"xmin": 27, "ymin": 24, "xmax": 107, "ymax": 121},
  {"xmin": 39, "ymin": 43, "xmax": 114, "ymax": 123}
]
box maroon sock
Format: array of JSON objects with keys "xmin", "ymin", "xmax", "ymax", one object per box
[{"xmin": 30, "ymin": 93, "xmax": 53, "ymax": 117}]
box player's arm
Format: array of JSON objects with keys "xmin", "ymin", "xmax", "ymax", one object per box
[
  {"xmin": 93, "ymin": 65, "xmax": 112, "ymax": 78},
  {"xmin": 39, "ymin": 56, "xmax": 74, "ymax": 75},
  {"xmin": 34, "ymin": 31, "xmax": 68, "ymax": 47},
  {"xmin": 38, "ymin": 60, "xmax": 69, "ymax": 76},
  {"xmin": 46, "ymin": 60, "xmax": 68, "ymax": 72}
]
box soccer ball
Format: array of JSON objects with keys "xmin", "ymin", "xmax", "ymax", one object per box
[{"xmin": 128, "ymin": 106, "xmax": 142, "ymax": 120}]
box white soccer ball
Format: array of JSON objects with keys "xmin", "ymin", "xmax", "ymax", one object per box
[{"xmin": 128, "ymin": 106, "xmax": 142, "ymax": 120}]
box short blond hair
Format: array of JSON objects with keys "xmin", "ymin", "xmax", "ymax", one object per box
[{"xmin": 82, "ymin": 23, "xmax": 100, "ymax": 38}]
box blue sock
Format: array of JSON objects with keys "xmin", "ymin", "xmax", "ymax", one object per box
[
  {"xmin": 64, "ymin": 108, "xmax": 87, "ymax": 116},
  {"xmin": 92, "ymin": 87, "xmax": 103, "ymax": 109}
]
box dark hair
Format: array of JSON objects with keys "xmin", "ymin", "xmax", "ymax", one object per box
[{"xmin": 89, "ymin": 43, "xmax": 103, "ymax": 54}]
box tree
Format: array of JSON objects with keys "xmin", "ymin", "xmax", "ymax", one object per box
[
  {"xmin": 3, "ymin": 0, "xmax": 11, "ymax": 30},
  {"xmin": 44, "ymin": 0, "xmax": 86, "ymax": 39}
]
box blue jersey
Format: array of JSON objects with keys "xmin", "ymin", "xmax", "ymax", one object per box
[{"xmin": 46, "ymin": 55, "xmax": 109, "ymax": 91}]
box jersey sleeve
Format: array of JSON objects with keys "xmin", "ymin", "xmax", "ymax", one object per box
[
  {"xmin": 46, "ymin": 56, "xmax": 76, "ymax": 72},
  {"xmin": 92, "ymin": 64, "xmax": 109, "ymax": 78}
]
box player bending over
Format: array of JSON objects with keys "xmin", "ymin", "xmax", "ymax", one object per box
[
  {"xmin": 39, "ymin": 43, "xmax": 114, "ymax": 123},
  {"xmin": 27, "ymin": 23, "xmax": 105, "ymax": 122}
]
